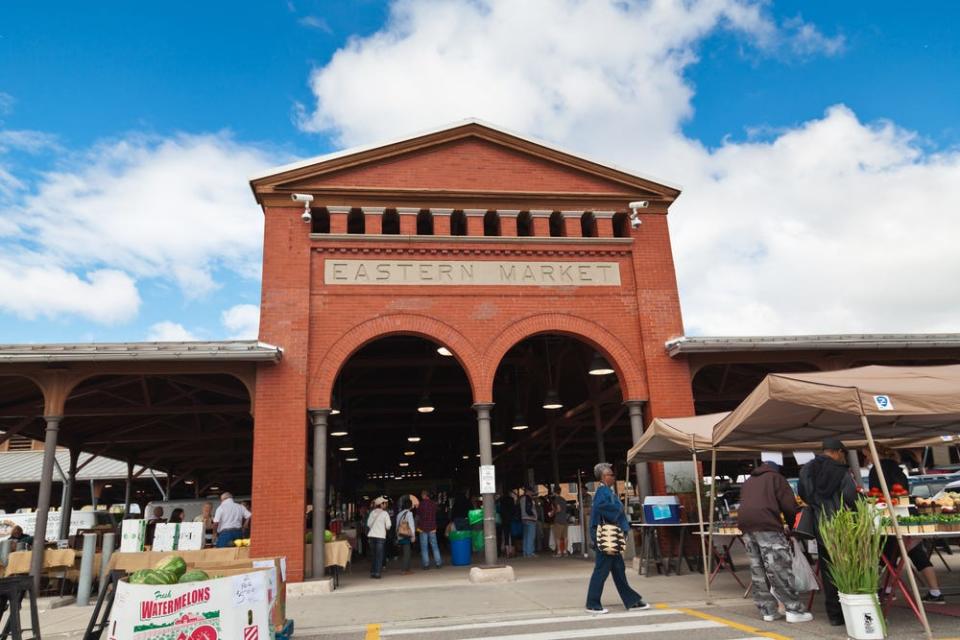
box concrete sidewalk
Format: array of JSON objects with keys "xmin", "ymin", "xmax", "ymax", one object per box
[{"xmin": 27, "ymin": 552, "xmax": 960, "ymax": 639}]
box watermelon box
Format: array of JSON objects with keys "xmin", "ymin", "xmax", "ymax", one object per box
[
  {"xmin": 190, "ymin": 557, "xmax": 287, "ymax": 632},
  {"xmin": 109, "ymin": 569, "xmax": 271, "ymax": 640}
]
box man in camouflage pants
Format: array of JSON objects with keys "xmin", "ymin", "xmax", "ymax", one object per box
[{"xmin": 737, "ymin": 461, "xmax": 813, "ymax": 624}]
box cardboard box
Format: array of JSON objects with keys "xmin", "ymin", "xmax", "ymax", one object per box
[
  {"xmin": 190, "ymin": 557, "xmax": 287, "ymax": 632},
  {"xmin": 120, "ymin": 519, "xmax": 146, "ymax": 553},
  {"xmin": 108, "ymin": 570, "xmax": 270, "ymax": 640},
  {"xmin": 152, "ymin": 523, "xmax": 204, "ymax": 552}
]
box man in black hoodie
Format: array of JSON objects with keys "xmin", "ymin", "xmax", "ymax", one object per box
[
  {"xmin": 798, "ymin": 437, "xmax": 859, "ymax": 626},
  {"xmin": 738, "ymin": 460, "xmax": 812, "ymax": 623}
]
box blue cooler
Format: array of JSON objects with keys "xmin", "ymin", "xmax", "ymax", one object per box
[{"xmin": 643, "ymin": 496, "xmax": 682, "ymax": 523}]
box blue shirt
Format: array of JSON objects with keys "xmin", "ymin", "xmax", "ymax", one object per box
[{"xmin": 589, "ymin": 484, "xmax": 629, "ymax": 542}]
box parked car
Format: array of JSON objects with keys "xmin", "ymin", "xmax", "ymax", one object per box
[
  {"xmin": 143, "ymin": 497, "xmax": 249, "ymax": 525},
  {"xmin": 908, "ymin": 473, "xmax": 960, "ymax": 499},
  {"xmin": 0, "ymin": 510, "xmax": 116, "ymax": 543}
]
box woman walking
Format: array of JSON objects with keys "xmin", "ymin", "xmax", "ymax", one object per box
[
  {"xmin": 585, "ymin": 462, "xmax": 648, "ymax": 614},
  {"xmin": 396, "ymin": 497, "xmax": 417, "ymax": 575},
  {"xmin": 367, "ymin": 496, "xmax": 391, "ymax": 579}
]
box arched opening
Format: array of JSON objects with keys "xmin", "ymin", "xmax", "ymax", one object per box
[
  {"xmin": 491, "ymin": 335, "xmax": 628, "ymax": 493},
  {"xmin": 516, "ymin": 211, "xmax": 533, "ymax": 237},
  {"xmin": 612, "ymin": 212, "xmax": 630, "ymax": 238},
  {"xmin": 309, "ymin": 207, "xmax": 330, "ymax": 234},
  {"xmin": 483, "ymin": 211, "xmax": 500, "ymax": 236},
  {"xmin": 416, "ymin": 210, "xmax": 434, "ymax": 235},
  {"xmin": 548, "ymin": 211, "xmax": 565, "ymax": 237},
  {"xmin": 450, "ymin": 210, "xmax": 467, "ymax": 236},
  {"xmin": 347, "ymin": 208, "xmax": 365, "ymax": 234},
  {"xmin": 381, "ymin": 209, "xmax": 400, "ymax": 234},
  {"xmin": 580, "ymin": 212, "xmax": 598, "ymax": 238}
]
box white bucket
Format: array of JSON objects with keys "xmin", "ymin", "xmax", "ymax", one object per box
[{"xmin": 839, "ymin": 592, "xmax": 886, "ymax": 639}]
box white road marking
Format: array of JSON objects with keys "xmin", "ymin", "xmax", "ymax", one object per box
[
  {"xmin": 456, "ymin": 619, "xmax": 724, "ymax": 640},
  {"xmin": 379, "ymin": 608, "xmax": 680, "ymax": 636}
]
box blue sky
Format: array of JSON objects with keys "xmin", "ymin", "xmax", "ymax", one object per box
[{"xmin": 1, "ymin": 0, "xmax": 959, "ymax": 342}]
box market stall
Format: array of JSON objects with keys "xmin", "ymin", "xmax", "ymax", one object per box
[{"xmin": 711, "ymin": 364, "xmax": 960, "ymax": 640}]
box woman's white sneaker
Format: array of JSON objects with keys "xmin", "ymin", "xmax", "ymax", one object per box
[
  {"xmin": 786, "ymin": 611, "xmax": 813, "ymax": 623},
  {"xmin": 586, "ymin": 608, "xmax": 609, "ymax": 614}
]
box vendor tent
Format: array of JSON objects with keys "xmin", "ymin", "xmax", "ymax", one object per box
[{"xmin": 711, "ymin": 364, "xmax": 960, "ymax": 640}]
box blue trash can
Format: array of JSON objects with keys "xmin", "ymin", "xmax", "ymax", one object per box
[{"xmin": 450, "ymin": 535, "xmax": 472, "ymax": 566}]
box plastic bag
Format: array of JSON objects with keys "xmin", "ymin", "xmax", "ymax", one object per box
[{"xmin": 791, "ymin": 537, "xmax": 820, "ymax": 592}]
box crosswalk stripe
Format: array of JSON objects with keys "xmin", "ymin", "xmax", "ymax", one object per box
[
  {"xmin": 379, "ymin": 608, "xmax": 680, "ymax": 636},
  {"xmin": 456, "ymin": 619, "xmax": 723, "ymax": 640}
]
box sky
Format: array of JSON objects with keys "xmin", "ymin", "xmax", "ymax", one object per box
[{"xmin": 1, "ymin": 0, "xmax": 959, "ymax": 342}]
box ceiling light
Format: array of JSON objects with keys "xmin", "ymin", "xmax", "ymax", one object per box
[
  {"xmin": 437, "ymin": 346, "xmax": 452, "ymax": 357},
  {"xmin": 210, "ymin": 486, "xmax": 220, "ymax": 491},
  {"xmin": 492, "ymin": 428, "xmax": 505, "ymax": 446},
  {"xmin": 399, "ymin": 462, "xmax": 409, "ymax": 467},
  {"xmin": 13, "ymin": 488, "xmax": 26, "ymax": 493},
  {"xmin": 475, "ymin": 453, "xmax": 481, "ymax": 458},
  {"xmin": 330, "ymin": 396, "xmax": 341, "ymax": 416},
  {"xmin": 330, "ymin": 426, "xmax": 348, "ymax": 437},
  {"xmin": 339, "ymin": 443, "xmax": 355, "ymax": 451},
  {"xmin": 185, "ymin": 480, "xmax": 195, "ymax": 485},
  {"xmin": 407, "ymin": 426, "xmax": 422, "ymax": 442},
  {"xmin": 417, "ymin": 393, "xmax": 435, "ymax": 413},
  {"xmin": 588, "ymin": 352, "xmax": 615, "ymax": 376},
  {"xmin": 542, "ymin": 389, "xmax": 563, "ymax": 409},
  {"xmin": 462, "ymin": 455, "xmax": 469, "ymax": 460},
  {"xmin": 404, "ymin": 450, "xmax": 416, "ymax": 456},
  {"xmin": 104, "ymin": 484, "xmax": 113, "ymax": 488},
  {"xmin": 512, "ymin": 412, "xmax": 528, "ymax": 430},
  {"xmin": 346, "ymin": 457, "xmax": 358, "ymax": 462}
]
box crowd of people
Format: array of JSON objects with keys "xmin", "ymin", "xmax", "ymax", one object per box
[
  {"xmin": 145, "ymin": 492, "xmax": 251, "ymax": 548},
  {"xmin": 351, "ymin": 486, "xmax": 580, "ymax": 579}
]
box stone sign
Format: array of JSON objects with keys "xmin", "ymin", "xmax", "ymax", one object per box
[{"xmin": 324, "ymin": 260, "xmax": 621, "ymax": 286}]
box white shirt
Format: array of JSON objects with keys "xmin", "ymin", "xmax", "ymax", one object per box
[
  {"xmin": 367, "ymin": 508, "xmax": 391, "ymax": 539},
  {"xmin": 213, "ymin": 498, "xmax": 251, "ymax": 532}
]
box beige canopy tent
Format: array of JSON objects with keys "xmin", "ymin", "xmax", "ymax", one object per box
[{"xmin": 711, "ymin": 364, "xmax": 960, "ymax": 640}]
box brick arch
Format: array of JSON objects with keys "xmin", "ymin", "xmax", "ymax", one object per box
[
  {"xmin": 479, "ymin": 313, "xmax": 647, "ymax": 402},
  {"xmin": 310, "ymin": 313, "xmax": 483, "ymax": 407}
]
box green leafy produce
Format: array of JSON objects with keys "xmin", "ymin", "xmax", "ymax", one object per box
[
  {"xmin": 178, "ymin": 569, "xmax": 210, "ymax": 583},
  {"xmin": 154, "ymin": 555, "xmax": 187, "ymax": 579}
]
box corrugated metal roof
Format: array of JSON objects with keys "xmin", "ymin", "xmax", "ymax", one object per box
[
  {"xmin": 666, "ymin": 333, "xmax": 960, "ymax": 357},
  {"xmin": 0, "ymin": 340, "xmax": 281, "ymax": 363},
  {"xmin": 0, "ymin": 450, "xmax": 166, "ymax": 484}
]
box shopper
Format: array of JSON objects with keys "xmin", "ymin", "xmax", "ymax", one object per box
[
  {"xmin": 213, "ymin": 491, "xmax": 251, "ymax": 548},
  {"xmin": 367, "ymin": 496, "xmax": 391, "ymax": 579},
  {"xmin": 194, "ymin": 502, "xmax": 215, "ymax": 547},
  {"xmin": 500, "ymin": 488, "xmax": 516, "ymax": 558},
  {"xmin": 395, "ymin": 497, "xmax": 416, "ymax": 575},
  {"xmin": 738, "ymin": 460, "xmax": 813, "ymax": 623},
  {"xmin": 585, "ymin": 462, "xmax": 648, "ymax": 614},
  {"xmin": 865, "ymin": 446, "xmax": 946, "ymax": 604},
  {"xmin": 418, "ymin": 489, "xmax": 443, "ymax": 569},
  {"xmin": 551, "ymin": 486, "xmax": 570, "ymax": 557},
  {"xmin": 520, "ymin": 486, "xmax": 538, "ymax": 558},
  {"xmin": 798, "ymin": 438, "xmax": 859, "ymax": 627},
  {"xmin": 169, "ymin": 508, "xmax": 185, "ymax": 524}
]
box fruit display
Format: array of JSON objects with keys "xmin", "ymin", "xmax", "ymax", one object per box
[
  {"xmin": 178, "ymin": 569, "xmax": 210, "ymax": 583},
  {"xmin": 232, "ymin": 538, "xmax": 251, "ymax": 547},
  {"xmin": 126, "ymin": 555, "xmax": 211, "ymax": 585}
]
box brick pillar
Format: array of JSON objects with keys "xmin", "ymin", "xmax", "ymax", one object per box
[
  {"xmin": 530, "ymin": 210, "xmax": 551, "ymax": 237},
  {"xmin": 562, "ymin": 211, "xmax": 582, "ymax": 237},
  {"xmin": 499, "ymin": 209, "xmax": 519, "ymax": 236},
  {"xmin": 328, "ymin": 206, "xmax": 349, "ymax": 234},
  {"xmin": 465, "ymin": 209, "xmax": 486, "ymax": 236},
  {"xmin": 363, "ymin": 207, "xmax": 384, "ymax": 234},
  {"xmin": 594, "ymin": 211, "xmax": 616, "ymax": 238},
  {"xmin": 399, "ymin": 211, "xmax": 417, "ymax": 235},
  {"xmin": 432, "ymin": 208, "xmax": 452, "ymax": 235},
  {"xmin": 252, "ymin": 205, "xmax": 312, "ymax": 582}
]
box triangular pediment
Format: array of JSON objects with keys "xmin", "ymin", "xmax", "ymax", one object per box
[{"xmin": 251, "ymin": 121, "xmax": 679, "ymax": 201}]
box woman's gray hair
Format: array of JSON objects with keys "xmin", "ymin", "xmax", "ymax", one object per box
[{"xmin": 593, "ymin": 462, "xmax": 613, "ymax": 480}]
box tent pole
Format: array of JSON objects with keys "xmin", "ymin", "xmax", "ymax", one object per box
[
  {"xmin": 691, "ymin": 437, "xmax": 709, "ymax": 601},
  {"xmin": 860, "ymin": 414, "xmax": 931, "ymax": 640},
  {"xmin": 705, "ymin": 448, "xmax": 718, "ymax": 603}
]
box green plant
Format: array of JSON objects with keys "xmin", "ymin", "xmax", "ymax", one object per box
[{"xmin": 818, "ymin": 500, "xmax": 887, "ymax": 595}]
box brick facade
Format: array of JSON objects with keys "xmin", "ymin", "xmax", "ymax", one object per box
[{"xmin": 250, "ymin": 122, "xmax": 693, "ymax": 580}]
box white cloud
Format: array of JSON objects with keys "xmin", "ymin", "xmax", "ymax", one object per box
[
  {"xmin": 296, "ymin": 0, "xmax": 959, "ymax": 335},
  {"xmin": 0, "ymin": 262, "xmax": 140, "ymax": 324},
  {"xmin": 221, "ymin": 303, "xmax": 260, "ymax": 339},
  {"xmin": 146, "ymin": 321, "xmax": 199, "ymax": 342},
  {"xmin": 0, "ymin": 132, "xmax": 278, "ymax": 325}
]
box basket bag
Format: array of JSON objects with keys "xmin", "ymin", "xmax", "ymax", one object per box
[{"xmin": 595, "ymin": 519, "xmax": 626, "ymax": 556}]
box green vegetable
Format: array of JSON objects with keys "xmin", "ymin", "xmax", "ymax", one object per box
[
  {"xmin": 153, "ymin": 569, "xmax": 179, "ymax": 585},
  {"xmin": 127, "ymin": 569, "xmax": 151, "ymax": 584},
  {"xmin": 324, "ymin": 529, "xmax": 334, "ymax": 543},
  {"xmin": 178, "ymin": 569, "xmax": 210, "ymax": 583},
  {"xmin": 154, "ymin": 555, "xmax": 188, "ymax": 579}
]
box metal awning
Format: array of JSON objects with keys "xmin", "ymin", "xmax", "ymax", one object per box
[
  {"xmin": 0, "ymin": 340, "xmax": 282, "ymax": 364},
  {"xmin": 0, "ymin": 450, "xmax": 165, "ymax": 485},
  {"xmin": 666, "ymin": 333, "xmax": 960, "ymax": 357}
]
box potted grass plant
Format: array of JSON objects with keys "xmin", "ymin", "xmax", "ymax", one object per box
[{"xmin": 818, "ymin": 500, "xmax": 888, "ymax": 640}]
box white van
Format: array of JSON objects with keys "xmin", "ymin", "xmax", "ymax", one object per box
[
  {"xmin": 143, "ymin": 498, "xmax": 230, "ymax": 525},
  {"xmin": 0, "ymin": 510, "xmax": 116, "ymax": 543}
]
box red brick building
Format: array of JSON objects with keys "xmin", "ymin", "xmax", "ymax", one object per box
[{"xmin": 248, "ymin": 121, "xmax": 695, "ymax": 581}]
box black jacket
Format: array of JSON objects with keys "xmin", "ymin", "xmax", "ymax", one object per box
[
  {"xmin": 868, "ymin": 458, "xmax": 908, "ymax": 493},
  {"xmin": 798, "ymin": 454, "xmax": 859, "ymax": 521},
  {"xmin": 737, "ymin": 464, "xmax": 798, "ymax": 533}
]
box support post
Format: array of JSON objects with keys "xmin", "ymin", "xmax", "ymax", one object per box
[
  {"xmin": 309, "ymin": 408, "xmax": 330, "ymax": 579},
  {"xmin": 691, "ymin": 438, "xmax": 710, "ymax": 599},
  {"xmin": 59, "ymin": 447, "xmax": 80, "ymax": 540},
  {"xmin": 591, "ymin": 403, "xmax": 606, "ymax": 463},
  {"xmin": 77, "ymin": 532, "xmax": 97, "ymax": 606},
  {"xmin": 124, "ymin": 460, "xmax": 134, "ymax": 516},
  {"xmin": 474, "ymin": 403, "xmax": 498, "ymax": 566},
  {"xmin": 31, "ymin": 415, "xmax": 61, "ymax": 592},
  {"xmin": 861, "ymin": 415, "xmax": 932, "ymax": 640},
  {"xmin": 99, "ymin": 532, "xmax": 116, "ymax": 595},
  {"xmin": 625, "ymin": 401, "xmax": 651, "ymax": 500},
  {"xmin": 705, "ymin": 448, "xmax": 718, "ymax": 603},
  {"xmin": 549, "ymin": 424, "xmax": 561, "ymax": 489}
]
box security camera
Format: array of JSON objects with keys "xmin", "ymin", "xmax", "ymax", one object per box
[
  {"xmin": 630, "ymin": 216, "xmax": 642, "ymax": 229},
  {"xmin": 292, "ymin": 193, "xmax": 314, "ymax": 223},
  {"xmin": 628, "ymin": 200, "xmax": 649, "ymax": 213}
]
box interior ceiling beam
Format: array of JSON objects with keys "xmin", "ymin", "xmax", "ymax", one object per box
[{"xmin": 0, "ymin": 416, "xmax": 37, "ymax": 444}]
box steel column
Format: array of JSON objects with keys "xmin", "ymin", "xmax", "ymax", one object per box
[
  {"xmin": 31, "ymin": 415, "xmax": 61, "ymax": 592},
  {"xmin": 474, "ymin": 403, "xmax": 498, "ymax": 566},
  {"xmin": 59, "ymin": 447, "xmax": 80, "ymax": 540},
  {"xmin": 124, "ymin": 460, "xmax": 134, "ymax": 516},
  {"xmin": 625, "ymin": 401, "xmax": 651, "ymax": 499},
  {"xmin": 309, "ymin": 408, "xmax": 330, "ymax": 579}
]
